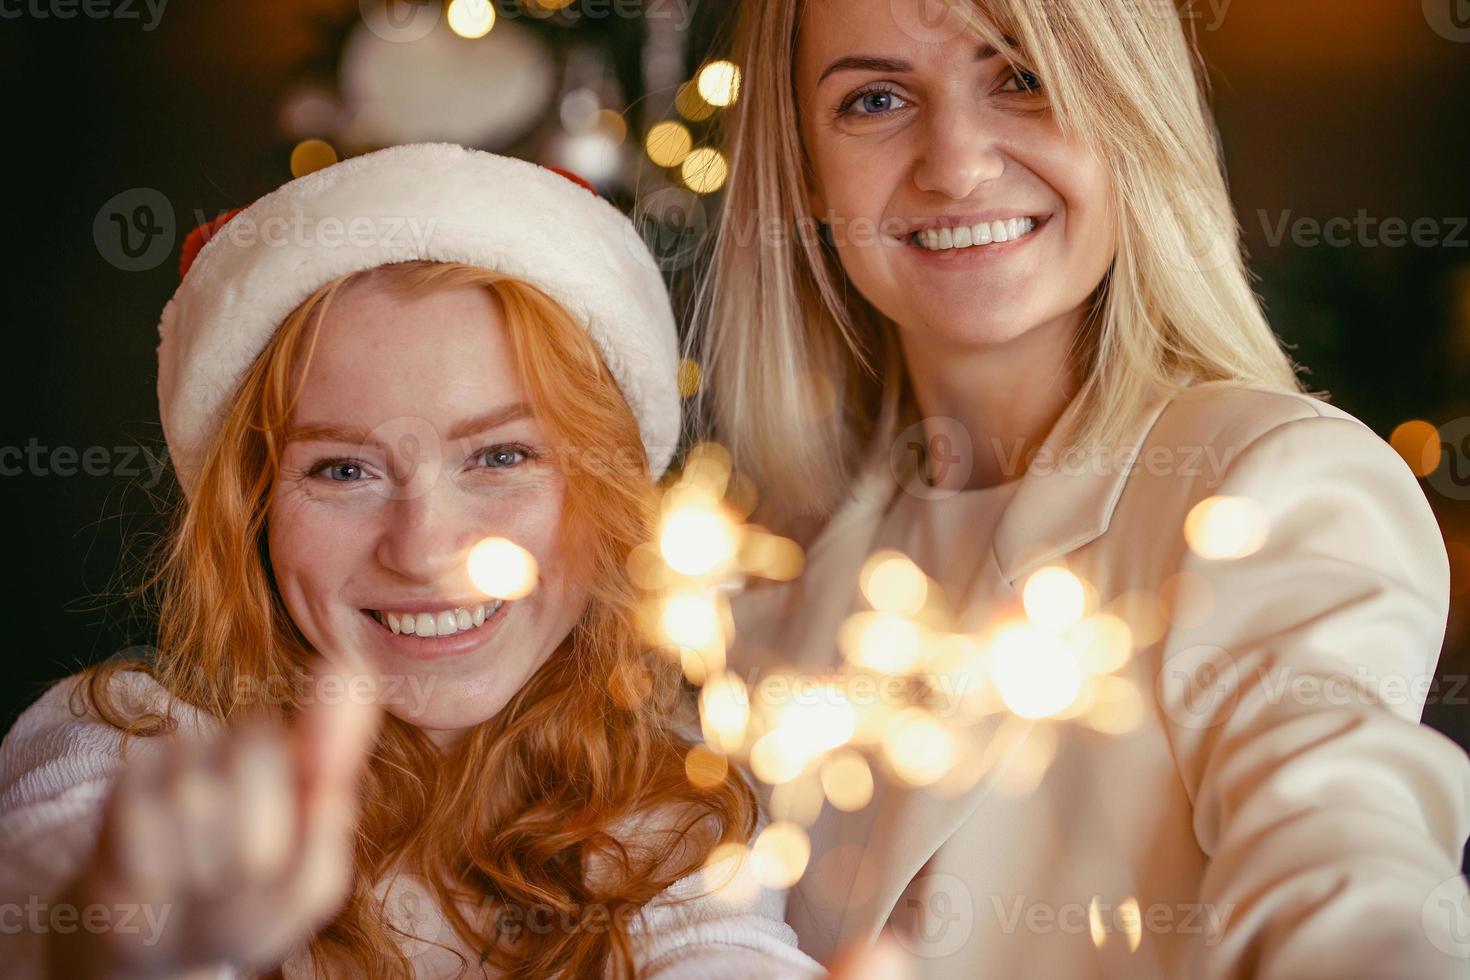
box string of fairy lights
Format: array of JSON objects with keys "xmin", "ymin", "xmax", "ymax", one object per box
[{"xmin": 496, "ymin": 442, "xmax": 1271, "ymax": 900}]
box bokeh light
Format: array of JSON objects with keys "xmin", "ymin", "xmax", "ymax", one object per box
[
  {"xmin": 1184, "ymin": 495, "xmax": 1268, "ymax": 560},
  {"xmin": 467, "ymin": 536, "xmax": 538, "ymax": 599}
]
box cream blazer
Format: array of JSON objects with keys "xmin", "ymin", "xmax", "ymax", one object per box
[{"xmin": 729, "ymin": 380, "xmax": 1470, "ymax": 979}]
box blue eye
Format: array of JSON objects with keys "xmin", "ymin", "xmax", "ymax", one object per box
[
  {"xmin": 476, "ymin": 444, "xmax": 533, "ymax": 469},
  {"xmin": 307, "ymin": 459, "xmax": 369, "ymax": 483},
  {"xmin": 839, "ymin": 86, "xmax": 909, "ymax": 118}
]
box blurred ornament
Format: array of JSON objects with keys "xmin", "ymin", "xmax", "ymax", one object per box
[{"xmin": 341, "ymin": 7, "xmax": 553, "ymax": 148}]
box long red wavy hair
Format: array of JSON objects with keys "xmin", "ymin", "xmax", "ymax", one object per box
[{"xmin": 78, "ymin": 261, "xmax": 755, "ymax": 978}]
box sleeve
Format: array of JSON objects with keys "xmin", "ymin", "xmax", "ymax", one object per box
[
  {"xmin": 0, "ymin": 670, "xmax": 232, "ymax": 980},
  {"xmin": 1152, "ymin": 414, "xmax": 1470, "ymax": 979},
  {"xmin": 628, "ymin": 855, "xmax": 828, "ymax": 979}
]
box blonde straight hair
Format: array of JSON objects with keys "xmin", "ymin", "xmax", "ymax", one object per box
[{"xmin": 690, "ymin": 0, "xmax": 1312, "ymax": 527}]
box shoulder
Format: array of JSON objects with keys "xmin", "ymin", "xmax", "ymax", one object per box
[
  {"xmin": 1130, "ymin": 380, "xmax": 1448, "ymax": 596},
  {"xmin": 1148, "ymin": 380, "xmax": 1367, "ymax": 455},
  {"xmin": 1130, "ymin": 381, "xmax": 1422, "ymax": 502},
  {"xmin": 0, "ymin": 669, "xmax": 213, "ymax": 841}
]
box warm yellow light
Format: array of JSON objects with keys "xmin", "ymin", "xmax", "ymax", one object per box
[
  {"xmin": 1184, "ymin": 495, "xmax": 1268, "ymax": 560},
  {"xmin": 680, "ymin": 148, "xmax": 728, "ymax": 194},
  {"xmin": 595, "ymin": 108, "xmax": 627, "ymax": 143},
  {"xmin": 446, "ymin": 0, "xmax": 495, "ymax": 38},
  {"xmin": 860, "ymin": 551, "xmax": 928, "ymax": 616},
  {"xmin": 703, "ymin": 842, "xmax": 759, "ymax": 905},
  {"xmin": 750, "ymin": 729, "xmax": 812, "ymax": 784},
  {"xmin": 769, "ymin": 686, "xmax": 857, "ymax": 754},
  {"xmin": 751, "ymin": 821, "xmax": 809, "ymax": 888},
  {"xmin": 1089, "ymin": 895, "xmax": 1108, "ymax": 949},
  {"xmin": 1083, "ymin": 674, "xmax": 1145, "ymax": 734},
  {"xmin": 839, "ymin": 611, "xmax": 922, "ymax": 673},
  {"xmin": 645, "ymin": 121, "xmax": 692, "ymax": 167},
  {"xmin": 820, "ymin": 749, "xmax": 874, "ymax": 811},
  {"xmin": 696, "ymin": 60, "xmax": 741, "ymax": 107},
  {"xmin": 740, "ymin": 531, "xmax": 805, "ymax": 582},
  {"xmin": 989, "ymin": 624, "xmax": 1083, "ymax": 719},
  {"xmin": 680, "ymin": 443, "xmax": 732, "ymax": 493},
  {"xmin": 684, "ymin": 745, "xmax": 729, "ymax": 788},
  {"xmin": 466, "ymin": 537, "xmax": 538, "ymax": 599},
  {"xmin": 677, "ymin": 358, "xmax": 703, "ymax": 397},
  {"xmin": 289, "ymin": 139, "xmax": 337, "ymax": 178},
  {"xmin": 1119, "ymin": 896, "xmax": 1142, "ymax": 952},
  {"xmin": 660, "ymin": 505, "xmax": 737, "ymax": 577},
  {"xmin": 882, "ymin": 709, "xmax": 953, "ymax": 786},
  {"xmin": 699, "ymin": 672, "xmax": 749, "ymax": 752},
  {"xmin": 675, "ymin": 80, "xmax": 716, "ymax": 121},
  {"xmin": 1390, "ymin": 419, "xmax": 1440, "ymax": 477},
  {"xmin": 1022, "ymin": 565, "xmax": 1087, "ymax": 630},
  {"xmin": 661, "ymin": 591, "xmax": 721, "ymax": 650},
  {"xmin": 1068, "ymin": 613, "xmax": 1134, "ymax": 675}
]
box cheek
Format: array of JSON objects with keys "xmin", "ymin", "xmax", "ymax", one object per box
[{"xmin": 266, "ymin": 496, "xmax": 366, "ymax": 626}]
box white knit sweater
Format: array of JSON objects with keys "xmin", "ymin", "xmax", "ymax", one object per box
[{"xmin": 0, "ymin": 671, "xmax": 827, "ymax": 979}]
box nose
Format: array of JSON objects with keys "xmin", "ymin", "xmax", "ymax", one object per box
[
  {"xmin": 911, "ymin": 101, "xmax": 1005, "ymax": 200},
  {"xmin": 374, "ymin": 485, "xmax": 479, "ymax": 589}
]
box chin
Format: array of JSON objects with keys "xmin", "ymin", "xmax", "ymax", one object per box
[{"xmin": 905, "ymin": 305, "xmax": 1043, "ymax": 349}]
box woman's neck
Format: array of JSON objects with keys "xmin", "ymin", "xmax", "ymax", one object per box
[{"xmin": 899, "ymin": 310, "xmax": 1084, "ymax": 492}]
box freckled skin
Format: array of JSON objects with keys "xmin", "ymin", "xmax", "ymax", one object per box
[
  {"xmin": 795, "ymin": 0, "xmax": 1117, "ymax": 353},
  {"xmin": 267, "ymin": 281, "xmax": 587, "ymax": 745}
]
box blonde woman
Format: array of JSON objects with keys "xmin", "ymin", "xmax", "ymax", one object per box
[
  {"xmin": 0, "ymin": 145, "xmax": 830, "ymax": 979},
  {"xmin": 695, "ymin": 0, "xmax": 1470, "ymax": 976}
]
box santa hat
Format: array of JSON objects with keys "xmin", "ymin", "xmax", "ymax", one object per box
[{"xmin": 156, "ymin": 143, "xmax": 679, "ymax": 497}]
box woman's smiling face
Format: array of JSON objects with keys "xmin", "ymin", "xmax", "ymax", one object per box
[
  {"xmin": 266, "ymin": 277, "xmax": 585, "ymax": 747},
  {"xmin": 795, "ymin": 0, "xmax": 1116, "ymax": 350}
]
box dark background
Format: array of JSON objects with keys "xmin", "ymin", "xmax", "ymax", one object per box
[{"xmin": 3, "ymin": 0, "xmax": 1468, "ymax": 845}]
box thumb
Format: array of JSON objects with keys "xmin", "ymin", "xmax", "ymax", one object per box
[
  {"xmin": 293, "ymin": 658, "xmax": 381, "ymax": 809},
  {"xmin": 283, "ymin": 660, "xmax": 381, "ymax": 921}
]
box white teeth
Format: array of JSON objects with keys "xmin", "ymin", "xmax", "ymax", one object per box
[
  {"xmin": 912, "ymin": 216, "xmax": 1037, "ymax": 252},
  {"xmin": 373, "ymin": 601, "xmax": 502, "ymax": 637}
]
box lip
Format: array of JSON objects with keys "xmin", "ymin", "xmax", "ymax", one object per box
[
  {"xmin": 901, "ymin": 213, "xmax": 1050, "ymax": 266},
  {"xmin": 368, "ymin": 598, "xmax": 489, "ymax": 615},
  {"xmin": 361, "ymin": 601, "xmax": 510, "ymax": 661}
]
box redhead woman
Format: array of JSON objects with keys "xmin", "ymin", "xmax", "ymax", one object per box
[
  {"xmin": 0, "ymin": 145, "xmax": 831, "ymax": 979},
  {"xmin": 696, "ymin": 0, "xmax": 1470, "ymax": 977}
]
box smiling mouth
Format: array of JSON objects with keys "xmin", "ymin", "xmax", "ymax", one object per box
[
  {"xmin": 908, "ymin": 215, "xmax": 1045, "ymax": 252},
  {"xmin": 365, "ymin": 600, "xmax": 505, "ymax": 637}
]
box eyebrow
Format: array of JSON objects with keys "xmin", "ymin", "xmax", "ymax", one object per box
[
  {"xmin": 817, "ymin": 43, "xmax": 1000, "ymax": 84},
  {"xmin": 286, "ymin": 402, "xmax": 535, "ymax": 446}
]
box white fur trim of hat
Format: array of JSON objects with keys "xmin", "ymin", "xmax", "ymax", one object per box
[{"xmin": 156, "ymin": 142, "xmax": 680, "ymax": 497}]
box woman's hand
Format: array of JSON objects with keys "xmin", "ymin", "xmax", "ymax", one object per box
[{"xmin": 47, "ymin": 660, "xmax": 381, "ymax": 980}]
